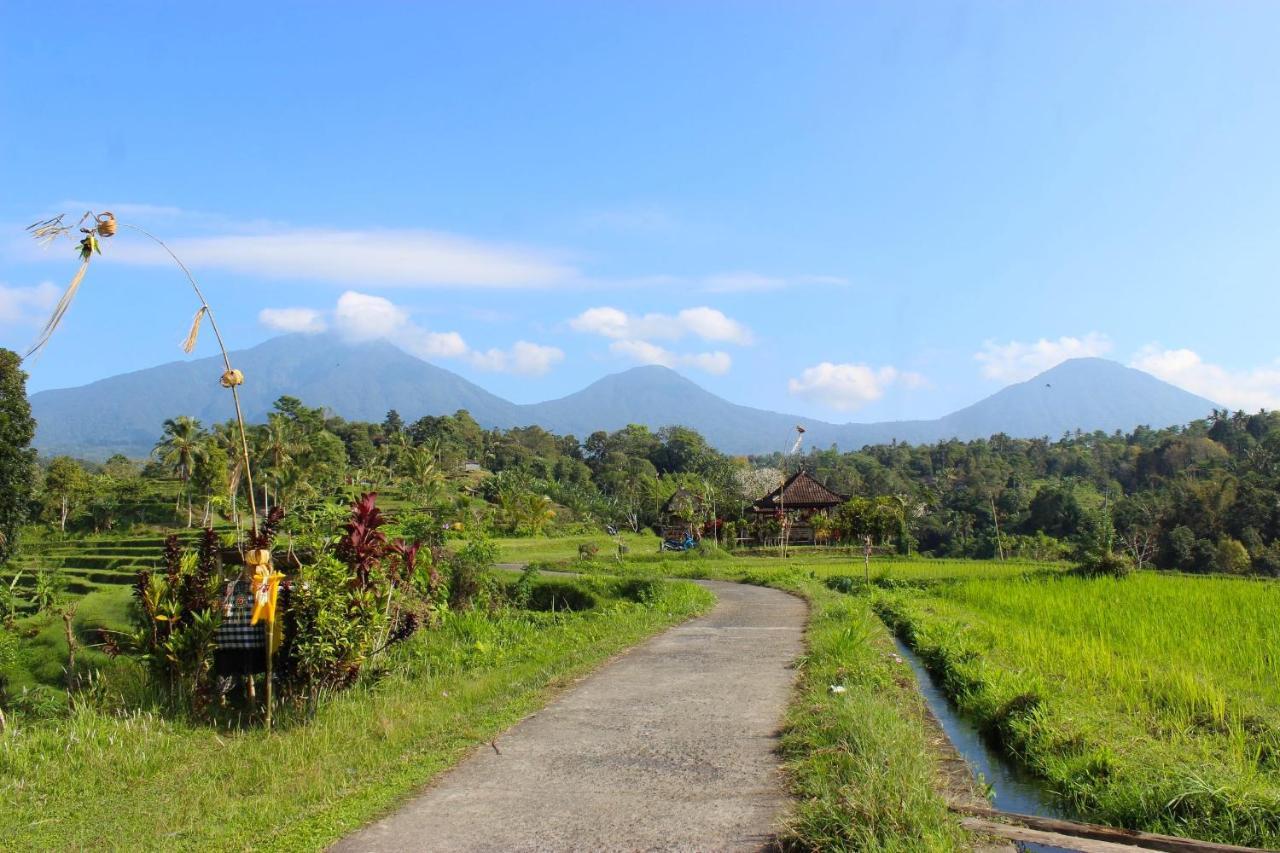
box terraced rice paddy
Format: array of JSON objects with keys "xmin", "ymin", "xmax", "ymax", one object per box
[{"xmin": 3, "ymin": 532, "xmax": 202, "ymax": 603}]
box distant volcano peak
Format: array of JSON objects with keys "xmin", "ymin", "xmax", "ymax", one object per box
[{"xmin": 28, "ymin": 337, "xmax": 1220, "ymax": 459}]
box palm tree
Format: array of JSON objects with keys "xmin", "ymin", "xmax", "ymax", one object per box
[
  {"xmin": 259, "ymin": 414, "xmax": 302, "ymax": 512},
  {"xmin": 399, "ymin": 445, "xmax": 445, "ymax": 506},
  {"xmin": 520, "ymin": 492, "xmax": 556, "ymax": 536},
  {"xmin": 376, "ymin": 430, "xmax": 413, "ymax": 474},
  {"xmin": 275, "ymin": 463, "xmax": 313, "ymax": 511},
  {"xmin": 153, "ymin": 416, "xmax": 207, "ymax": 522},
  {"xmin": 211, "ymin": 421, "xmax": 246, "ymax": 534}
]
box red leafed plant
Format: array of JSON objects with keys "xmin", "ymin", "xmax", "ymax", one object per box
[
  {"xmin": 336, "ymin": 493, "xmax": 388, "ymax": 589},
  {"xmin": 388, "ymin": 539, "xmax": 420, "ymax": 586},
  {"xmin": 252, "ymin": 506, "xmax": 286, "ymax": 551}
]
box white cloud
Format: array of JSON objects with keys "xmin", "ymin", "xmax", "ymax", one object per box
[
  {"xmin": 975, "ymin": 333, "xmax": 1113, "ymax": 382},
  {"xmin": 571, "ymin": 307, "xmax": 631, "ymax": 339},
  {"xmin": 258, "ymin": 307, "xmax": 327, "ymax": 334},
  {"xmin": 107, "ymin": 228, "xmax": 576, "ymax": 289},
  {"xmin": 609, "ymin": 339, "xmax": 731, "ymax": 375},
  {"xmin": 412, "ymin": 331, "xmax": 470, "ymax": 360},
  {"xmin": 62, "ymin": 201, "xmax": 188, "ymax": 220},
  {"xmin": 674, "ymin": 307, "xmax": 754, "ymax": 345},
  {"xmin": 14, "ymin": 205, "xmax": 849, "ymax": 301},
  {"xmin": 571, "ymin": 305, "xmax": 748, "ymax": 375},
  {"xmin": 334, "ymin": 291, "xmax": 410, "ymax": 341},
  {"xmin": 0, "ymin": 281, "xmax": 59, "ymax": 325},
  {"xmin": 701, "ymin": 272, "xmax": 787, "ymax": 293},
  {"xmin": 684, "ymin": 350, "xmax": 733, "ymax": 375},
  {"xmin": 788, "ymin": 362, "xmax": 926, "ymax": 412},
  {"xmin": 1130, "ymin": 346, "xmax": 1280, "ymax": 411},
  {"xmin": 312, "ymin": 290, "xmax": 561, "ymax": 375},
  {"xmin": 570, "ymin": 305, "xmax": 753, "ymax": 345},
  {"xmin": 470, "ymin": 341, "xmax": 565, "ymax": 376}
]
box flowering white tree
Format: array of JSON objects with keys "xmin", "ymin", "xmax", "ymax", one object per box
[{"xmin": 734, "ymin": 466, "xmax": 782, "ymax": 502}]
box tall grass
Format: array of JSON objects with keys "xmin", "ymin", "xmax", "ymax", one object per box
[{"xmin": 877, "ymin": 572, "xmax": 1280, "ymax": 846}]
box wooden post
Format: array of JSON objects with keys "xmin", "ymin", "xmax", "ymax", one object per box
[
  {"xmin": 62, "ymin": 607, "xmax": 78, "ymax": 699},
  {"xmin": 952, "ymin": 805, "xmax": 1267, "ymax": 853},
  {"xmin": 265, "ymin": 631, "xmax": 273, "ymax": 730},
  {"xmin": 779, "ymin": 469, "xmax": 788, "ymax": 559}
]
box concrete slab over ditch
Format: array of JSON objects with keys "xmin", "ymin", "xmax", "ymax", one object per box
[{"xmin": 332, "ymin": 580, "xmax": 806, "ymax": 852}]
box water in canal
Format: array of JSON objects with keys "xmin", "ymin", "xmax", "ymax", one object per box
[{"xmin": 889, "ymin": 634, "xmax": 1077, "ymax": 852}]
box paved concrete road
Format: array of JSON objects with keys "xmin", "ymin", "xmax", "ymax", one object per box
[{"xmin": 333, "ymin": 580, "xmax": 806, "ymax": 853}]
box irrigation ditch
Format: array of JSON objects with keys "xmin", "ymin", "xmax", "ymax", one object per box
[
  {"xmin": 890, "ymin": 632, "xmax": 1075, "ymax": 853},
  {"xmin": 882, "ymin": 616, "xmax": 1270, "ymax": 853}
]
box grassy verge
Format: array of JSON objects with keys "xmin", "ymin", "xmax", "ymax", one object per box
[
  {"xmin": 774, "ymin": 576, "xmax": 969, "ymax": 850},
  {"xmin": 495, "ymin": 530, "xmax": 659, "ymax": 563},
  {"xmin": 875, "ymin": 573, "xmax": 1280, "ymax": 847},
  {"xmin": 541, "ymin": 546, "xmax": 1064, "ymax": 587},
  {"xmin": 0, "ymin": 576, "xmax": 713, "ymax": 852}
]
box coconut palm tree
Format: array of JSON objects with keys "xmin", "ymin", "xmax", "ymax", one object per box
[
  {"xmin": 210, "ymin": 421, "xmax": 246, "ymax": 533},
  {"xmin": 153, "ymin": 416, "xmax": 207, "ymax": 522},
  {"xmin": 399, "ymin": 445, "xmax": 445, "ymax": 506},
  {"xmin": 259, "ymin": 413, "xmax": 303, "ymax": 513}
]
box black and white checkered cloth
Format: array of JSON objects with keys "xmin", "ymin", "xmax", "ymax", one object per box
[{"xmin": 215, "ymin": 580, "xmax": 265, "ymax": 650}]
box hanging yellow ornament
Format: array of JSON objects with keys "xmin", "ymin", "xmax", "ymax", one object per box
[{"xmin": 248, "ymin": 551, "xmax": 285, "ymax": 653}]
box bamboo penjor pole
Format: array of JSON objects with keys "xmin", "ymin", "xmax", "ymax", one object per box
[
  {"xmin": 25, "ymin": 211, "xmax": 274, "ymax": 726},
  {"xmin": 23, "ymin": 213, "xmax": 260, "ymax": 538},
  {"xmin": 121, "ymin": 224, "xmax": 259, "ymax": 537}
]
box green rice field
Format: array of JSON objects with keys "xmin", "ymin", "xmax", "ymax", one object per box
[{"xmin": 876, "ymin": 572, "xmax": 1280, "ymax": 846}]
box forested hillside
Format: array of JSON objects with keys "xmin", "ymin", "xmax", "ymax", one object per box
[{"xmin": 32, "ymin": 396, "xmax": 1280, "ymax": 576}]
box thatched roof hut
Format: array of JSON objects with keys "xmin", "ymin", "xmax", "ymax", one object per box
[
  {"xmin": 659, "ymin": 487, "xmax": 704, "ymax": 543},
  {"xmin": 751, "ymin": 471, "xmax": 846, "ymax": 514}
]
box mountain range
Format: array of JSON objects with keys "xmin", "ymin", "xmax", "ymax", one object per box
[{"xmin": 28, "ymin": 334, "xmax": 1220, "ymax": 459}]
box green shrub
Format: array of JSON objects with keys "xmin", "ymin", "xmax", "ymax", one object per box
[
  {"xmin": 693, "ymin": 540, "xmax": 730, "ymax": 560},
  {"xmin": 1252, "ymin": 545, "xmax": 1280, "ymax": 577},
  {"xmin": 287, "ymin": 555, "xmax": 386, "ymax": 690},
  {"xmin": 447, "ymin": 537, "xmax": 498, "ymax": 611},
  {"xmin": 1073, "ymin": 549, "xmax": 1134, "ymax": 578},
  {"xmin": 526, "ymin": 581, "xmax": 597, "ymax": 613},
  {"xmin": 510, "ymin": 564, "xmax": 540, "ymax": 608},
  {"xmin": 1215, "ymin": 538, "xmax": 1251, "ymax": 575},
  {"xmin": 0, "ymin": 571, "xmax": 23, "ymax": 625},
  {"xmin": 32, "ymin": 567, "xmax": 65, "ymax": 613},
  {"xmin": 614, "ymin": 577, "xmax": 665, "ymax": 604},
  {"xmin": 824, "ymin": 575, "xmax": 860, "ymax": 594},
  {"xmin": 0, "ymin": 626, "xmax": 16, "ymax": 718},
  {"xmin": 130, "ymin": 531, "xmax": 224, "ymax": 714}
]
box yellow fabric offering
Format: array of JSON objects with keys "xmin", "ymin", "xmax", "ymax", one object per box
[{"xmin": 248, "ymin": 553, "xmax": 285, "ymax": 653}]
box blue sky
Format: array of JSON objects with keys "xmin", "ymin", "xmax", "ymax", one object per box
[{"xmin": 3, "ymin": 1, "xmax": 1279, "ymax": 422}]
